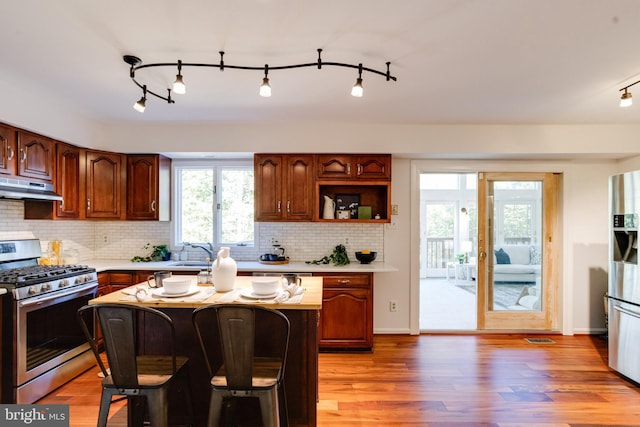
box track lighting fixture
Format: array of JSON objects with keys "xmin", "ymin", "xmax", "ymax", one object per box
[
  {"xmin": 123, "ymin": 49, "xmax": 396, "ymax": 112},
  {"xmin": 351, "ymin": 64, "xmax": 364, "ymax": 97},
  {"xmin": 260, "ymin": 65, "xmax": 271, "ymax": 97},
  {"xmin": 619, "ymin": 80, "xmax": 640, "ymax": 108}
]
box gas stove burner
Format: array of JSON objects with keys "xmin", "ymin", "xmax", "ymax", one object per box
[{"xmin": 0, "ymin": 264, "xmax": 96, "ymax": 287}]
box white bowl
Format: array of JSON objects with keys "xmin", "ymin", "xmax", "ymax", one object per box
[
  {"xmin": 161, "ymin": 277, "xmax": 192, "ymax": 294},
  {"xmin": 251, "ymin": 277, "xmax": 279, "ymax": 296}
]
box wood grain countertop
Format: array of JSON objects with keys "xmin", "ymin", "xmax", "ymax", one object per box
[{"xmin": 89, "ymin": 275, "xmax": 322, "ymax": 310}]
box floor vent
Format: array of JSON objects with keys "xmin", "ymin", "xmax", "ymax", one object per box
[{"xmin": 525, "ymin": 337, "xmax": 555, "ymax": 344}]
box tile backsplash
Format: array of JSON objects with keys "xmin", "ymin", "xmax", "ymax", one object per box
[{"xmin": 0, "ymin": 200, "xmax": 384, "ymax": 263}]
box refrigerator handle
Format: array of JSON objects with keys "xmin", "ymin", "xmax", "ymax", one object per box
[{"xmin": 614, "ymin": 304, "xmax": 640, "ymax": 319}]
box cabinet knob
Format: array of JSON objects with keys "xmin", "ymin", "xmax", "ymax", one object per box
[
  {"xmin": 20, "ymin": 148, "xmax": 26, "ymax": 162},
  {"xmin": 277, "ymin": 201, "xmax": 281, "ymax": 212},
  {"xmin": 59, "ymin": 199, "xmax": 64, "ymax": 209},
  {"xmin": 87, "ymin": 198, "xmax": 91, "ymax": 210},
  {"xmin": 338, "ymin": 279, "xmax": 350, "ymax": 284},
  {"xmin": 357, "ymin": 164, "xmax": 362, "ymax": 176},
  {"xmin": 7, "ymin": 145, "xmax": 14, "ymax": 161},
  {"xmin": 287, "ymin": 201, "xmax": 290, "ymax": 213},
  {"xmin": 151, "ymin": 200, "xmax": 156, "ymax": 212},
  {"xmin": 347, "ymin": 163, "xmax": 351, "ymax": 175}
]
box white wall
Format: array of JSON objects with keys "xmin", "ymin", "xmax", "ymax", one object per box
[{"xmin": 3, "ymin": 95, "xmax": 640, "ymax": 334}]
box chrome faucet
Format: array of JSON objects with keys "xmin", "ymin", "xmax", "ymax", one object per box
[{"xmin": 183, "ymin": 242, "xmax": 214, "ymax": 260}]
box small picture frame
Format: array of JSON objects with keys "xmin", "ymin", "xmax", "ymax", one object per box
[
  {"xmin": 335, "ymin": 193, "xmax": 360, "ymax": 219},
  {"xmin": 337, "ymin": 210, "xmax": 351, "ymax": 220}
]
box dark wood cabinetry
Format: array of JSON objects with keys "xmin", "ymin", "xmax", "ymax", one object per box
[
  {"xmin": 319, "ymin": 272, "xmax": 373, "ymax": 351},
  {"xmin": 16, "ymin": 131, "xmax": 55, "ymax": 182},
  {"xmin": 86, "ymin": 150, "xmax": 125, "ymax": 219},
  {"xmin": 254, "ymin": 154, "xmax": 314, "ymax": 221},
  {"xmin": 255, "ymin": 153, "xmax": 391, "ymax": 223},
  {"xmin": 127, "ymin": 154, "xmax": 171, "ymax": 221},
  {"xmin": 316, "ymin": 154, "xmax": 391, "ymax": 181},
  {"xmin": 0, "ymin": 124, "xmax": 17, "ymax": 176},
  {"xmin": 55, "ymin": 143, "xmax": 84, "ymax": 219}
]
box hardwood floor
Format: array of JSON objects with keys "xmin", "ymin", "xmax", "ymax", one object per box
[{"xmin": 38, "ymin": 334, "xmax": 640, "ymax": 426}]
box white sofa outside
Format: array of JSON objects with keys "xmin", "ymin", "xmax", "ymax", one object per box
[{"xmin": 493, "ymin": 244, "xmax": 541, "ymax": 284}]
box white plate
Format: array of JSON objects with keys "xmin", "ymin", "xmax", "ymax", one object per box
[
  {"xmin": 152, "ymin": 287, "xmax": 199, "ymax": 298},
  {"xmin": 240, "ymin": 288, "xmax": 279, "ymax": 299}
]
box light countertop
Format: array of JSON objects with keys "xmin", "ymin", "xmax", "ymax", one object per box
[
  {"xmin": 84, "ymin": 259, "xmax": 398, "ymax": 274},
  {"xmin": 90, "ymin": 275, "xmax": 322, "ymax": 310}
]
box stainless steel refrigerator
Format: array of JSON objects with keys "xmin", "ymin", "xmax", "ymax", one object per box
[{"xmin": 609, "ymin": 171, "xmax": 640, "ymax": 383}]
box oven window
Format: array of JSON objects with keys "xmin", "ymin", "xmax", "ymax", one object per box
[{"xmin": 26, "ymin": 294, "xmax": 94, "ymax": 371}]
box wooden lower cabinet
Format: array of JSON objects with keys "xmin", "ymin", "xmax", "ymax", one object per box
[{"xmin": 319, "ymin": 273, "xmax": 373, "ymax": 351}]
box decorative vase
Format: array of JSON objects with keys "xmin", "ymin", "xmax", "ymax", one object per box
[
  {"xmin": 323, "ymin": 195, "xmax": 335, "ymax": 219},
  {"xmin": 212, "ymin": 247, "xmax": 237, "ymax": 292}
]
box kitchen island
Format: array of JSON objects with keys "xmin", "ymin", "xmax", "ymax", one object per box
[{"xmin": 89, "ymin": 276, "xmax": 322, "ymax": 427}]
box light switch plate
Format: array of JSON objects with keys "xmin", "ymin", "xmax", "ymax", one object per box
[{"xmin": 391, "ymin": 204, "xmax": 399, "ymax": 215}]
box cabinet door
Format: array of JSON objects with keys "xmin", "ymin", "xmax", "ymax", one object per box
[
  {"xmin": 255, "ymin": 155, "xmax": 284, "ymax": 221},
  {"xmin": 316, "ymin": 155, "xmax": 353, "ymax": 180},
  {"xmin": 319, "ymin": 273, "xmax": 373, "ymax": 350},
  {"xmin": 319, "ymin": 288, "xmax": 372, "ymax": 350},
  {"xmin": 284, "ymin": 155, "xmax": 314, "ymax": 221},
  {"xmin": 17, "ymin": 131, "xmax": 55, "ymax": 182},
  {"xmin": 127, "ymin": 154, "xmax": 159, "ymax": 220},
  {"xmin": 0, "ymin": 124, "xmax": 16, "ymax": 176},
  {"xmin": 356, "ymin": 155, "xmax": 391, "ymax": 180},
  {"xmin": 55, "ymin": 143, "xmax": 83, "ymax": 219},
  {"xmin": 86, "ymin": 151, "xmax": 124, "ymax": 219}
]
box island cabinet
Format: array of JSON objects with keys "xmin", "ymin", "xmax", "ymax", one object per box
[
  {"xmin": 319, "ymin": 272, "xmax": 373, "ymax": 351},
  {"xmin": 0, "ymin": 123, "xmax": 17, "ymax": 176},
  {"xmin": 126, "ymin": 154, "xmax": 171, "ymax": 221},
  {"xmin": 254, "ymin": 154, "xmax": 314, "ymax": 221},
  {"xmin": 85, "ymin": 150, "xmax": 126, "ymax": 219},
  {"xmin": 16, "ymin": 131, "xmax": 55, "ymax": 183},
  {"xmin": 316, "ymin": 154, "xmax": 391, "ymax": 181},
  {"xmin": 90, "ymin": 276, "xmax": 321, "ymax": 427}
]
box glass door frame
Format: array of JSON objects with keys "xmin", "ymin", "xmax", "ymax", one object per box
[{"xmin": 476, "ymin": 172, "xmax": 560, "ymax": 330}]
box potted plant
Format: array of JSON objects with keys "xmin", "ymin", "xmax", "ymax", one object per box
[
  {"xmin": 457, "ymin": 253, "xmax": 466, "ymax": 264},
  {"xmin": 131, "ymin": 243, "xmax": 171, "ymax": 262}
]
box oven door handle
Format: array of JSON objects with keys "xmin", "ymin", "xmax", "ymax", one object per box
[{"xmin": 18, "ymin": 282, "xmax": 97, "ymax": 307}]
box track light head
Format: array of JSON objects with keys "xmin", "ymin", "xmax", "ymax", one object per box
[
  {"xmin": 351, "ymin": 64, "xmax": 364, "ymax": 97},
  {"xmin": 133, "ymin": 85, "xmax": 147, "ymax": 113},
  {"xmin": 173, "ymin": 74, "xmax": 186, "ymax": 94},
  {"xmin": 620, "ymin": 89, "xmax": 633, "ymax": 108},
  {"xmin": 260, "ymin": 65, "xmax": 271, "ymax": 97}
]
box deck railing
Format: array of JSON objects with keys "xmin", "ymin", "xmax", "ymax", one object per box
[{"xmin": 426, "ymin": 237, "xmax": 454, "ymax": 268}]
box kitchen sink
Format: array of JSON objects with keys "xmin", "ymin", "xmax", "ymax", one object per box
[{"xmin": 169, "ymin": 261, "xmax": 211, "ymax": 267}]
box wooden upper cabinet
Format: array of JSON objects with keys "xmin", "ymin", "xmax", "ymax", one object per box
[
  {"xmin": 284, "ymin": 155, "xmax": 314, "ymax": 221},
  {"xmin": 17, "ymin": 131, "xmax": 55, "ymax": 182},
  {"xmin": 255, "ymin": 154, "xmax": 314, "ymax": 221},
  {"xmin": 316, "ymin": 154, "xmax": 391, "ymax": 180},
  {"xmin": 127, "ymin": 154, "xmax": 170, "ymax": 221},
  {"xmin": 86, "ymin": 150, "xmax": 125, "ymax": 219},
  {"xmin": 55, "ymin": 143, "xmax": 84, "ymax": 219},
  {"xmin": 255, "ymin": 155, "xmax": 283, "ymax": 221},
  {"xmin": 0, "ymin": 124, "xmax": 17, "ymax": 176}
]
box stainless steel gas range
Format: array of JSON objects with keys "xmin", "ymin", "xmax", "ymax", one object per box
[{"xmin": 0, "ymin": 239, "xmax": 98, "ymax": 403}]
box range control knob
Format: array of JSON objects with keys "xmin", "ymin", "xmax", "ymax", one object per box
[
  {"xmin": 84, "ymin": 274, "xmax": 94, "ymax": 282},
  {"xmin": 28, "ymin": 285, "xmax": 40, "ymax": 295},
  {"xmin": 59, "ymin": 279, "xmax": 70, "ymax": 288},
  {"xmin": 41, "ymin": 283, "xmax": 52, "ymax": 292},
  {"xmin": 75, "ymin": 276, "xmax": 85, "ymax": 285}
]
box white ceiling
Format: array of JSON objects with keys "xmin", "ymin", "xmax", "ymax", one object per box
[{"xmin": 2, "ymin": 0, "xmax": 640, "ymax": 126}]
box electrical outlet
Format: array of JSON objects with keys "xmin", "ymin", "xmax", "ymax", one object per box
[
  {"xmin": 103, "ymin": 235, "xmax": 108, "ymax": 243},
  {"xmin": 345, "ymin": 237, "xmax": 349, "ymax": 245},
  {"xmin": 389, "ymin": 300, "xmax": 398, "ymax": 312}
]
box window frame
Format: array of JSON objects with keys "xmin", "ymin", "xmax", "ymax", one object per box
[{"xmin": 171, "ymin": 159, "xmax": 257, "ymax": 250}]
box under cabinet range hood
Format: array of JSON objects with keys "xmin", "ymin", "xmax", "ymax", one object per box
[{"xmin": 0, "ymin": 177, "xmax": 62, "ymax": 201}]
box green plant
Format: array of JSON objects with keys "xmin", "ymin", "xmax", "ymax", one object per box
[
  {"xmin": 457, "ymin": 253, "xmax": 466, "ymax": 263},
  {"xmin": 306, "ymin": 244, "xmax": 350, "ymax": 266},
  {"xmin": 130, "ymin": 243, "xmax": 170, "ymax": 262}
]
